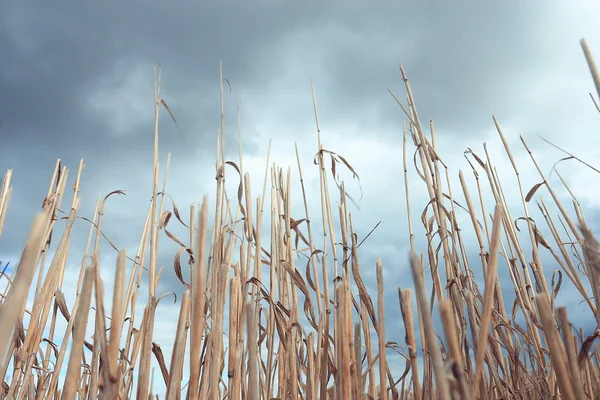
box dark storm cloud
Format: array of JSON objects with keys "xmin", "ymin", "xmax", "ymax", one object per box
[
  {"xmin": 1, "ymin": 0, "xmax": 593, "ymax": 256},
  {"xmin": 0, "ymin": 0, "xmax": 298, "ymax": 254},
  {"xmin": 0, "ymin": 0, "xmax": 339, "ymax": 153},
  {"xmin": 0, "ymin": 0, "xmax": 366, "ymax": 257}
]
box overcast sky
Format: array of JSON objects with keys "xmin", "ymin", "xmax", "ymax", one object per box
[{"xmin": 2, "ymin": 0, "xmax": 600, "ymax": 396}]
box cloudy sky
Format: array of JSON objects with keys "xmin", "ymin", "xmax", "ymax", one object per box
[{"xmin": 1, "ymin": 0, "xmax": 600, "ymax": 396}]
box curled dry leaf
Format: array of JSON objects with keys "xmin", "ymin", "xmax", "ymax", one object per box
[
  {"xmin": 289, "ymin": 217, "xmax": 310, "ymax": 250},
  {"xmin": 158, "ymin": 191, "xmax": 189, "ymax": 228},
  {"xmin": 225, "ymin": 160, "xmax": 253, "ymax": 239},
  {"xmin": 102, "ymin": 190, "xmax": 126, "ymax": 204},
  {"xmin": 173, "ymin": 246, "xmax": 193, "ymax": 288},
  {"xmin": 465, "ymin": 148, "xmax": 487, "ymax": 169},
  {"xmin": 525, "ymin": 182, "xmax": 545, "ymax": 203},
  {"xmin": 305, "ymin": 259, "xmax": 317, "ymax": 293},
  {"xmin": 157, "ymin": 291, "xmax": 177, "ymax": 305},
  {"xmin": 42, "ymin": 338, "xmax": 59, "ymax": 360},
  {"xmin": 514, "ymin": 216, "xmax": 536, "ymax": 233},
  {"xmin": 350, "ymin": 244, "xmax": 377, "ymax": 329},
  {"xmin": 160, "ymin": 99, "xmax": 185, "ymax": 142},
  {"xmin": 514, "ymin": 218, "xmax": 551, "ymax": 249},
  {"xmin": 534, "ymin": 227, "xmax": 551, "ymax": 250},
  {"xmin": 282, "ymin": 262, "xmax": 318, "ymax": 330},
  {"xmin": 54, "ymin": 290, "xmax": 71, "ymax": 321},
  {"xmin": 550, "ymin": 270, "xmax": 563, "ymax": 302},
  {"xmin": 159, "ymin": 210, "xmax": 188, "ymax": 249},
  {"xmin": 511, "ymin": 297, "xmax": 519, "ymax": 323},
  {"xmin": 290, "ymin": 218, "xmax": 305, "ymax": 230},
  {"xmin": 152, "ymin": 341, "xmax": 170, "ymax": 386},
  {"xmin": 314, "ymin": 148, "xmax": 363, "ymax": 209},
  {"xmin": 246, "ymin": 277, "xmax": 271, "ymax": 301},
  {"xmin": 273, "ymin": 306, "xmax": 289, "ymax": 348},
  {"xmin": 578, "ymin": 329, "xmax": 600, "ymax": 368}
]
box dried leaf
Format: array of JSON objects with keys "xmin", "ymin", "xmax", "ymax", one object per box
[
  {"xmin": 550, "ymin": 270, "xmax": 563, "ymax": 302},
  {"xmin": 42, "ymin": 338, "xmax": 59, "ymax": 360},
  {"xmin": 413, "ymin": 147, "xmax": 428, "ymax": 183},
  {"xmin": 160, "ymin": 99, "xmax": 185, "ymax": 142},
  {"xmin": 465, "ymin": 148, "xmax": 486, "ymax": 169},
  {"xmin": 157, "ymin": 291, "xmax": 177, "ymax": 305},
  {"xmin": 173, "ymin": 247, "xmax": 193, "ymax": 289},
  {"xmin": 578, "ymin": 329, "xmax": 600, "ymax": 368},
  {"xmin": 55, "ymin": 291, "xmax": 71, "ymax": 321},
  {"xmin": 290, "ymin": 218, "xmax": 305, "ymax": 230},
  {"xmin": 160, "ymin": 210, "xmax": 188, "ymax": 248},
  {"xmin": 305, "ymin": 258, "xmax": 317, "ymax": 292},
  {"xmin": 152, "ymin": 342, "xmax": 170, "ymax": 386},
  {"xmin": 511, "ymin": 297, "xmax": 519, "ymax": 322},
  {"xmin": 103, "ymin": 190, "xmax": 126, "ymax": 203},
  {"xmin": 158, "ymin": 191, "xmax": 189, "ymax": 228},
  {"xmin": 534, "ymin": 227, "xmax": 551, "ymax": 250},
  {"xmin": 225, "ymin": 160, "xmax": 250, "ymax": 237},
  {"xmin": 525, "ymin": 182, "xmax": 545, "ymax": 203},
  {"xmin": 350, "ymin": 236, "xmax": 377, "ymax": 330},
  {"xmin": 314, "ymin": 148, "xmax": 363, "ymax": 209}
]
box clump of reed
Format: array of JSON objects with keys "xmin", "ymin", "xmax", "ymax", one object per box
[{"xmin": 0, "ymin": 39, "xmax": 599, "ymax": 400}]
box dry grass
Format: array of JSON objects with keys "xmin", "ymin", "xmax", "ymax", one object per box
[{"xmin": 0, "ymin": 39, "xmax": 600, "ymax": 400}]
